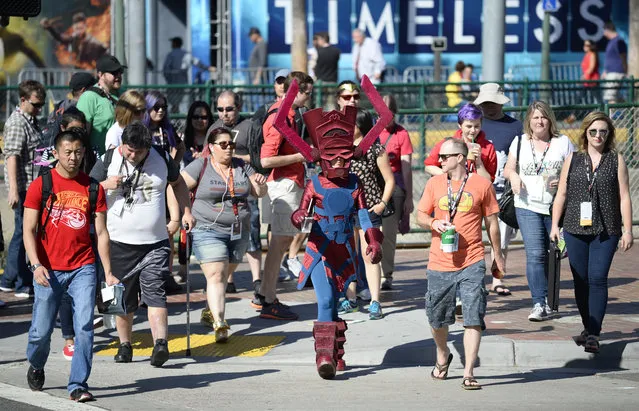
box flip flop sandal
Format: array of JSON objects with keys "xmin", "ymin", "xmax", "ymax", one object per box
[
  {"xmin": 491, "ymin": 285, "xmax": 511, "ymax": 296},
  {"xmin": 574, "ymin": 330, "xmax": 588, "ymax": 346},
  {"xmin": 584, "ymin": 335, "xmax": 600, "ymax": 353},
  {"xmin": 430, "ymin": 352, "xmax": 453, "ymax": 380},
  {"xmin": 461, "ymin": 377, "xmax": 482, "ymax": 390}
]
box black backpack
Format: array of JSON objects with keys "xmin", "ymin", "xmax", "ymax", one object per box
[
  {"xmin": 247, "ymin": 106, "xmax": 279, "ymax": 176},
  {"xmin": 42, "ymin": 99, "xmax": 77, "ymax": 146},
  {"xmin": 247, "ymin": 105, "xmax": 308, "ymax": 176},
  {"xmin": 39, "ymin": 166, "xmax": 100, "ymax": 236}
]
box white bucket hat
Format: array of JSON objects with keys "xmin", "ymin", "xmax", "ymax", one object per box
[{"xmin": 474, "ymin": 83, "xmax": 510, "ymax": 105}]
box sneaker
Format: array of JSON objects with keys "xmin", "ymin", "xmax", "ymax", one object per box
[
  {"xmin": 226, "ymin": 282, "xmax": 237, "ymax": 294},
  {"xmin": 528, "ymin": 303, "xmax": 547, "ymax": 322},
  {"xmin": 253, "ymin": 279, "xmax": 262, "ymax": 295},
  {"xmin": 357, "ymin": 288, "xmax": 372, "ymax": 301},
  {"xmin": 260, "ymin": 301, "xmax": 298, "ymax": 320},
  {"xmin": 213, "ymin": 320, "xmax": 230, "ymax": 343},
  {"xmin": 369, "ymin": 300, "xmax": 384, "ymax": 320},
  {"xmin": 14, "ymin": 289, "xmax": 32, "ymax": 299},
  {"xmin": 380, "ymin": 276, "xmax": 393, "ymax": 290},
  {"xmin": 69, "ymin": 388, "xmax": 94, "ymax": 403},
  {"xmin": 164, "ymin": 275, "xmax": 182, "ymax": 295},
  {"xmin": 63, "ymin": 344, "xmax": 74, "ymax": 361},
  {"xmin": 544, "ymin": 304, "xmax": 558, "ymax": 318},
  {"xmin": 337, "ymin": 299, "xmax": 358, "ymax": 314},
  {"xmin": 278, "ymin": 258, "xmax": 293, "ymax": 281},
  {"xmin": 114, "ymin": 342, "xmax": 133, "ymax": 363},
  {"xmin": 150, "ymin": 339, "xmax": 169, "ymax": 367},
  {"xmin": 0, "ymin": 286, "xmax": 14, "ymax": 293},
  {"xmin": 251, "ymin": 293, "xmax": 265, "ymax": 310},
  {"xmin": 286, "ymin": 257, "xmax": 303, "ymax": 278},
  {"xmin": 27, "ymin": 366, "xmax": 45, "ymax": 391},
  {"xmin": 200, "ymin": 308, "xmax": 214, "ymax": 328}
]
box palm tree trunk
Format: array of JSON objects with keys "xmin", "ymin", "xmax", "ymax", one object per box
[{"xmin": 291, "ymin": 0, "xmax": 308, "ymax": 72}]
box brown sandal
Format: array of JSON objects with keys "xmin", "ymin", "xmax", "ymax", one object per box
[
  {"xmin": 461, "ymin": 377, "xmax": 482, "ymax": 390},
  {"xmin": 430, "ymin": 352, "xmax": 453, "ymax": 380}
]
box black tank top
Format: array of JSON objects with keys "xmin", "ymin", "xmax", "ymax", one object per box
[{"xmin": 564, "ymin": 151, "xmax": 621, "ymax": 236}]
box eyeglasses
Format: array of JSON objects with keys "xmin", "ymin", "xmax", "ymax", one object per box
[
  {"xmin": 213, "ymin": 141, "xmax": 236, "ymax": 150},
  {"xmin": 217, "ymin": 106, "xmax": 236, "ymax": 113},
  {"xmin": 588, "ymin": 129, "xmax": 609, "ymax": 137},
  {"xmin": 438, "ymin": 153, "xmax": 462, "ymax": 161},
  {"xmin": 192, "ymin": 115, "xmax": 209, "ymax": 121},
  {"xmin": 152, "ymin": 104, "xmax": 167, "ymax": 111},
  {"xmin": 340, "ymin": 94, "xmax": 361, "ymax": 101},
  {"xmin": 27, "ymin": 100, "xmax": 45, "ymax": 109}
]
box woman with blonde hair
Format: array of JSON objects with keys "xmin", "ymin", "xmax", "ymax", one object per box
[
  {"xmin": 504, "ymin": 100, "xmax": 574, "ymax": 322},
  {"xmin": 550, "ymin": 112, "xmax": 633, "ymax": 353},
  {"xmin": 104, "ymin": 90, "xmax": 146, "ymax": 150}
]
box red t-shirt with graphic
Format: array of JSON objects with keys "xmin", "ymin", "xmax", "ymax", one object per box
[{"xmin": 24, "ymin": 168, "xmax": 107, "ymax": 271}]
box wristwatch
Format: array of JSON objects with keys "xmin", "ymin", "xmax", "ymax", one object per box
[{"xmin": 29, "ymin": 263, "xmax": 43, "ymax": 272}]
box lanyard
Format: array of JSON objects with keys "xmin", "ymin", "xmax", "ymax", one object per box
[
  {"xmin": 585, "ymin": 154, "xmax": 602, "ymax": 196},
  {"xmin": 447, "ymin": 172, "xmax": 470, "ymax": 223},
  {"xmin": 213, "ymin": 161, "xmax": 240, "ymax": 221},
  {"xmin": 119, "ymin": 148, "xmax": 149, "ymax": 197},
  {"xmin": 530, "ymin": 138, "xmax": 550, "ymax": 175}
]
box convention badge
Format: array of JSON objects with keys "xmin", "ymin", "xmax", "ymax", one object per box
[
  {"xmin": 230, "ymin": 220, "xmax": 243, "ymax": 240},
  {"xmin": 301, "ymin": 216, "xmax": 314, "ymax": 233},
  {"xmin": 441, "ymin": 225, "xmax": 458, "ymax": 253},
  {"xmin": 111, "ymin": 197, "xmax": 125, "ymax": 217},
  {"xmin": 528, "ymin": 175, "xmax": 545, "ymax": 202},
  {"xmin": 580, "ymin": 202, "xmax": 593, "ymax": 226}
]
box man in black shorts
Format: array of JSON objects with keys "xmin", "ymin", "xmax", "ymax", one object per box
[{"xmin": 90, "ymin": 122, "xmax": 195, "ymax": 367}]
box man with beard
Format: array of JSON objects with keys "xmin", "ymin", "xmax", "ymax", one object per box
[{"xmin": 40, "ymin": 13, "xmax": 107, "ymax": 69}]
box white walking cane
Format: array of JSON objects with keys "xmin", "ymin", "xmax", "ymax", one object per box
[{"xmin": 184, "ymin": 224, "xmax": 192, "ymax": 357}]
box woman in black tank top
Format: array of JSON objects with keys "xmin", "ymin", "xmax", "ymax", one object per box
[{"xmin": 550, "ymin": 112, "xmax": 634, "ymax": 354}]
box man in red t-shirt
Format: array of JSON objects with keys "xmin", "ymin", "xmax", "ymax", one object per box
[
  {"xmin": 23, "ymin": 129, "xmax": 113, "ymax": 402},
  {"xmin": 258, "ymin": 71, "xmax": 314, "ymax": 321},
  {"xmin": 424, "ymin": 103, "xmax": 497, "ymax": 182},
  {"xmin": 417, "ymin": 137, "xmax": 504, "ymax": 390}
]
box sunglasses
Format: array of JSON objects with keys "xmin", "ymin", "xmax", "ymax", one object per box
[
  {"xmin": 152, "ymin": 104, "xmax": 167, "ymax": 111},
  {"xmin": 213, "ymin": 141, "xmax": 236, "ymax": 150},
  {"xmin": 217, "ymin": 106, "xmax": 236, "ymax": 113},
  {"xmin": 192, "ymin": 115, "xmax": 209, "ymax": 120},
  {"xmin": 588, "ymin": 129, "xmax": 609, "ymax": 137},
  {"xmin": 28, "ymin": 100, "xmax": 45, "ymax": 109},
  {"xmin": 340, "ymin": 94, "xmax": 361, "ymax": 101},
  {"xmin": 438, "ymin": 153, "xmax": 462, "ymax": 161}
]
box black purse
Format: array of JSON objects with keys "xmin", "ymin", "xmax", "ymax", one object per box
[{"xmin": 498, "ymin": 136, "xmax": 522, "ymax": 229}]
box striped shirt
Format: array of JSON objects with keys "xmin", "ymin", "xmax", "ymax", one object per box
[{"xmin": 3, "ymin": 108, "xmax": 45, "ymax": 193}]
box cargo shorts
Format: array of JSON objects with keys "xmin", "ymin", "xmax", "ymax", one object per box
[{"xmin": 425, "ymin": 260, "xmax": 488, "ymax": 330}]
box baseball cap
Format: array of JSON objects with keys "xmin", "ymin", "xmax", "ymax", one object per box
[
  {"xmin": 474, "ymin": 83, "xmax": 510, "ymax": 105},
  {"xmin": 96, "ymin": 54, "xmax": 127, "ymax": 73},
  {"xmin": 69, "ymin": 72, "xmax": 97, "ymax": 91},
  {"xmin": 274, "ymin": 69, "xmax": 290, "ymax": 82}
]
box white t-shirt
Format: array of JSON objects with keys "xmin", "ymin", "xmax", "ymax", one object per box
[
  {"xmin": 104, "ymin": 123, "xmax": 124, "ymax": 150},
  {"xmin": 105, "ymin": 147, "xmax": 170, "ymax": 244},
  {"xmin": 509, "ymin": 133, "xmax": 574, "ymax": 215}
]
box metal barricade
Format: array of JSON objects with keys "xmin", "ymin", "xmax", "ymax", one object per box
[{"xmin": 402, "ymin": 66, "xmax": 452, "ymax": 83}]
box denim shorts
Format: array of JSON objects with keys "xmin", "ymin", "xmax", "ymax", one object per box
[
  {"xmin": 425, "ymin": 259, "xmax": 488, "ymax": 330},
  {"xmin": 191, "ymin": 227, "xmax": 249, "ymax": 264}
]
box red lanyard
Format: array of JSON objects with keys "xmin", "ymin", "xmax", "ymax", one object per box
[{"xmin": 214, "ymin": 161, "xmax": 239, "ymax": 220}]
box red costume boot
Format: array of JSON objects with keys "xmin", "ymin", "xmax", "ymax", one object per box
[
  {"xmin": 336, "ymin": 319, "xmax": 348, "ymax": 371},
  {"xmin": 313, "ymin": 322, "xmax": 338, "ymax": 379}
]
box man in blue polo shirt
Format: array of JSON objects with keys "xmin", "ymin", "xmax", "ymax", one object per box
[{"xmin": 602, "ymin": 21, "xmax": 627, "ymax": 104}]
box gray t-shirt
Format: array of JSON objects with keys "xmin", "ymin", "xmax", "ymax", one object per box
[
  {"xmin": 210, "ymin": 117, "xmax": 252, "ymax": 156},
  {"xmin": 249, "ymin": 40, "xmax": 268, "ymax": 69},
  {"xmin": 184, "ymin": 157, "xmax": 255, "ymax": 233}
]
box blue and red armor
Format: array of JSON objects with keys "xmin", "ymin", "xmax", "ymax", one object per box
[{"xmin": 273, "ymin": 75, "xmax": 392, "ymax": 380}]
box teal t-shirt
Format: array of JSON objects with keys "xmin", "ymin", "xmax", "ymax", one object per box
[{"xmin": 76, "ymin": 89, "xmax": 117, "ymax": 155}]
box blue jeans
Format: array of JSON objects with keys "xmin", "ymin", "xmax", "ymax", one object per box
[
  {"xmin": 1, "ymin": 191, "xmax": 32, "ymax": 293},
  {"xmin": 564, "ymin": 232, "xmax": 619, "ymax": 336},
  {"xmin": 516, "ymin": 207, "xmax": 552, "ymax": 306},
  {"xmin": 27, "ymin": 264, "xmax": 97, "ymax": 393}
]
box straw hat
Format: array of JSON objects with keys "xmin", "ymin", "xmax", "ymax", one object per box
[{"xmin": 473, "ymin": 83, "xmax": 510, "ymax": 105}]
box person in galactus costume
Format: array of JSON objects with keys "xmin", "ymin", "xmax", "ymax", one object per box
[{"xmin": 272, "ymin": 75, "xmax": 393, "ymax": 379}]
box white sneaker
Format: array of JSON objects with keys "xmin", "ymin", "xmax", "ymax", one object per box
[
  {"xmin": 357, "ymin": 288, "xmax": 371, "ymax": 301},
  {"xmin": 380, "ymin": 277, "xmax": 393, "ymax": 290},
  {"xmin": 528, "ymin": 303, "xmax": 547, "ymax": 322},
  {"xmin": 544, "ymin": 304, "xmax": 558, "ymax": 318},
  {"xmin": 0, "ymin": 286, "xmax": 14, "ymax": 293},
  {"xmin": 286, "ymin": 257, "xmax": 302, "ymax": 278}
]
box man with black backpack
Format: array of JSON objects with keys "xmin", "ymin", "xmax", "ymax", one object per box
[
  {"xmin": 77, "ymin": 54, "xmax": 125, "ymax": 155},
  {"xmin": 22, "ymin": 129, "xmax": 112, "ymax": 402}
]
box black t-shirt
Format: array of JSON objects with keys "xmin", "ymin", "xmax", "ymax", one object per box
[{"xmin": 315, "ymin": 45, "xmax": 341, "ymax": 82}]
